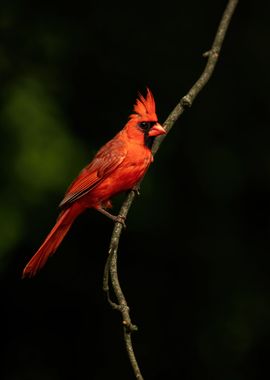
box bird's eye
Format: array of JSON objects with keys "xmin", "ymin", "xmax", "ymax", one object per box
[
  {"xmin": 139, "ymin": 121, "xmax": 156, "ymax": 131},
  {"xmin": 139, "ymin": 122, "xmax": 150, "ymax": 130}
]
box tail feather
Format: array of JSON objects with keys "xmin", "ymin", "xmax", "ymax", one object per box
[{"xmin": 22, "ymin": 205, "xmax": 81, "ymax": 278}]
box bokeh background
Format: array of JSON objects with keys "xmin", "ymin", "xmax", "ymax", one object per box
[{"xmin": 1, "ymin": 0, "xmax": 270, "ymax": 379}]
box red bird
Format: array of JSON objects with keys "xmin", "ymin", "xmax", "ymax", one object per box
[{"xmin": 22, "ymin": 88, "xmax": 166, "ymax": 278}]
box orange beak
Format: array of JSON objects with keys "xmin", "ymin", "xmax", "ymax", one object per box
[{"xmin": 148, "ymin": 123, "xmax": 166, "ymax": 137}]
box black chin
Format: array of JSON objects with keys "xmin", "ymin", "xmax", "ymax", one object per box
[{"xmin": 144, "ymin": 134, "xmax": 155, "ymax": 149}]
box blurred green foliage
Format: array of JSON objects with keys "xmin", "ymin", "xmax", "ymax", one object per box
[{"xmin": 0, "ymin": 76, "xmax": 86, "ymax": 264}]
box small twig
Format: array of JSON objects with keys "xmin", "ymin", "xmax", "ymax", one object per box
[
  {"xmin": 103, "ymin": 1, "xmax": 239, "ymax": 378},
  {"xmin": 103, "ymin": 248, "xmax": 117, "ymax": 308}
]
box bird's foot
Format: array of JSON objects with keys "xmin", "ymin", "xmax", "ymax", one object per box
[
  {"xmin": 96, "ymin": 207, "xmax": 126, "ymax": 228},
  {"xmin": 114, "ymin": 215, "xmax": 127, "ymax": 228},
  {"xmin": 132, "ymin": 184, "xmax": 140, "ymax": 196}
]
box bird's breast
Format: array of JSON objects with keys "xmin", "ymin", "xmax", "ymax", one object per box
[
  {"xmin": 89, "ymin": 147, "xmax": 152, "ymax": 205},
  {"xmin": 106, "ymin": 151, "xmax": 151, "ymax": 191}
]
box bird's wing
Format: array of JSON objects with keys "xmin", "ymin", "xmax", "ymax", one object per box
[{"xmin": 59, "ymin": 137, "xmax": 127, "ymax": 208}]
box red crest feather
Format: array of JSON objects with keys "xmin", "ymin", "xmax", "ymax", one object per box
[{"xmin": 130, "ymin": 88, "xmax": 157, "ymax": 120}]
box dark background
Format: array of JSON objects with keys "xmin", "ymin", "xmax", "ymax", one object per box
[{"xmin": 1, "ymin": 1, "xmax": 270, "ymax": 379}]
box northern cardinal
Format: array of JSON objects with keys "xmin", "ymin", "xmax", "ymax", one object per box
[{"xmin": 22, "ymin": 88, "xmax": 165, "ymax": 278}]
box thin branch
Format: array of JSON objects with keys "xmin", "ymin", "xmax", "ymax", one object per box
[{"xmin": 103, "ymin": 1, "xmax": 239, "ymax": 378}]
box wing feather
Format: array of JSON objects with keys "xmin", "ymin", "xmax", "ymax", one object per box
[{"xmin": 59, "ymin": 137, "xmax": 126, "ymax": 208}]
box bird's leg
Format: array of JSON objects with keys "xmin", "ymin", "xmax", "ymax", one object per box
[{"xmin": 96, "ymin": 207, "xmax": 126, "ymax": 228}]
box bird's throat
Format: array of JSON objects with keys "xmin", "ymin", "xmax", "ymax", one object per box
[{"xmin": 144, "ymin": 134, "xmax": 155, "ymax": 149}]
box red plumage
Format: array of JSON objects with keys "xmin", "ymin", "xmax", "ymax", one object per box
[{"xmin": 22, "ymin": 88, "xmax": 165, "ymax": 278}]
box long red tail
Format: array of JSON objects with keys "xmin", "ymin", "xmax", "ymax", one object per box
[{"xmin": 22, "ymin": 204, "xmax": 82, "ymax": 278}]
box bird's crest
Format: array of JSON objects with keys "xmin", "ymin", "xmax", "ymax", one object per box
[{"xmin": 129, "ymin": 88, "xmax": 157, "ymax": 121}]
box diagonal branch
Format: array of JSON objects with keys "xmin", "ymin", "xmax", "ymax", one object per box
[{"xmin": 103, "ymin": 1, "xmax": 239, "ymax": 379}]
